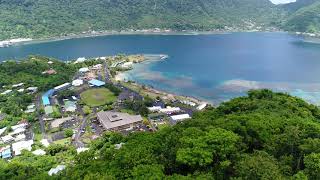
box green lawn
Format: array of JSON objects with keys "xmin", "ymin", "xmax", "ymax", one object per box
[
  {"xmin": 80, "ymin": 88, "xmax": 116, "ymax": 107},
  {"xmin": 54, "ymin": 137, "xmax": 71, "ymax": 145}
]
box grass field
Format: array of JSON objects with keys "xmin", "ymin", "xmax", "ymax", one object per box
[{"xmin": 80, "ymin": 88, "xmax": 116, "ymax": 107}]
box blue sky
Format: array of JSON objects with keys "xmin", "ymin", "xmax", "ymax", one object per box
[{"xmin": 270, "ymin": 0, "xmax": 296, "ymax": 4}]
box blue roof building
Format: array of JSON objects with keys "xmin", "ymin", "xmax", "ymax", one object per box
[
  {"xmin": 42, "ymin": 89, "xmax": 55, "ymax": 106},
  {"xmin": 1, "ymin": 148, "xmax": 12, "ymax": 159},
  {"xmin": 88, "ymin": 79, "xmax": 106, "ymax": 87}
]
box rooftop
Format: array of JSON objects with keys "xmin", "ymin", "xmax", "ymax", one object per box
[
  {"xmin": 88, "ymin": 79, "xmax": 106, "ymax": 87},
  {"xmin": 51, "ymin": 117, "xmax": 74, "ymax": 128},
  {"xmin": 97, "ymin": 111, "xmax": 143, "ymax": 130},
  {"xmin": 42, "ymin": 89, "xmax": 55, "ymax": 106},
  {"xmin": 12, "ymin": 140, "xmax": 34, "ymax": 156}
]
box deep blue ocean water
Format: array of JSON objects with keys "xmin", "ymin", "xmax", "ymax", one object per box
[{"xmin": 1, "ymin": 32, "xmax": 320, "ymax": 104}]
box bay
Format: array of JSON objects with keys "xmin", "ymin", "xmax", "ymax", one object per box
[{"xmin": 1, "ymin": 32, "xmax": 320, "ymax": 104}]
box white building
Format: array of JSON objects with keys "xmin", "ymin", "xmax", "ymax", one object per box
[
  {"xmin": 9, "ymin": 127, "xmax": 26, "ymax": 137},
  {"xmin": 79, "ymin": 67, "xmax": 89, "ymax": 73},
  {"xmin": 33, "ymin": 149, "xmax": 46, "ymax": 156},
  {"xmin": 72, "ymin": 79, "xmax": 84, "ymax": 87},
  {"xmin": 170, "ymin": 114, "xmax": 191, "ymax": 125},
  {"xmin": 181, "ymin": 100, "xmax": 196, "ymax": 107},
  {"xmin": 76, "ymin": 147, "xmax": 89, "ymax": 154},
  {"xmin": 1, "ymin": 90, "xmax": 12, "ymax": 95},
  {"xmin": 0, "ymin": 127, "xmax": 7, "ymax": 136},
  {"xmin": 147, "ymin": 106, "xmax": 162, "ymax": 112},
  {"xmin": 159, "ymin": 106, "xmax": 181, "ymax": 114},
  {"xmin": 12, "ymin": 83, "xmax": 24, "ymax": 88},
  {"xmin": 48, "ymin": 165, "xmax": 66, "ymax": 176},
  {"xmin": 54, "ymin": 83, "xmax": 71, "ymax": 91},
  {"xmin": 1, "ymin": 135, "xmax": 14, "ymax": 144},
  {"xmin": 17, "ymin": 88, "xmax": 25, "ymax": 93},
  {"xmin": 27, "ymin": 87, "xmax": 38, "ymax": 93},
  {"xmin": 12, "ymin": 140, "xmax": 34, "ymax": 156},
  {"xmin": 92, "ymin": 64, "xmax": 103, "ymax": 70},
  {"xmin": 14, "ymin": 134, "xmax": 26, "ymax": 142},
  {"xmin": 121, "ymin": 62, "xmax": 133, "ymax": 68},
  {"xmin": 74, "ymin": 57, "xmax": 86, "ymax": 64},
  {"xmin": 197, "ymin": 103, "xmax": 207, "ymax": 111},
  {"xmin": 11, "ymin": 123, "xmax": 28, "ymax": 131}
]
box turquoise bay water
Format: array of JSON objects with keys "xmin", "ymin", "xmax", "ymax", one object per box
[{"xmin": 1, "ymin": 32, "xmax": 320, "ymax": 104}]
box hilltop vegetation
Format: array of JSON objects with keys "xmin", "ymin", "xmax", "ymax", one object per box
[
  {"xmin": 0, "ymin": 0, "xmax": 280, "ymax": 40},
  {"xmin": 283, "ymin": 1, "xmax": 320, "ymax": 33},
  {"xmin": 1, "ymin": 0, "xmax": 320, "ymax": 40},
  {"xmin": 2, "ymin": 90, "xmax": 320, "ymax": 179}
]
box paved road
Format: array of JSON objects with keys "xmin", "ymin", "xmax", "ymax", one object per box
[
  {"xmin": 35, "ymin": 94, "xmax": 48, "ymax": 139},
  {"xmin": 103, "ymin": 59, "xmax": 110, "ymax": 83},
  {"xmin": 73, "ymin": 105, "xmax": 87, "ymax": 148}
]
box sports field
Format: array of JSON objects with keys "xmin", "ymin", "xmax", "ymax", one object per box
[{"xmin": 80, "ymin": 88, "xmax": 116, "ymax": 107}]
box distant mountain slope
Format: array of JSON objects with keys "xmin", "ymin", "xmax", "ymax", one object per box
[
  {"xmin": 0, "ymin": 0, "xmax": 279, "ymax": 40},
  {"xmin": 282, "ymin": 0, "xmax": 318, "ymax": 12},
  {"xmin": 283, "ymin": 1, "xmax": 320, "ymax": 33}
]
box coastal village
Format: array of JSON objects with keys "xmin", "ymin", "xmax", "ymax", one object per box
[{"xmin": 0, "ymin": 54, "xmax": 208, "ymax": 175}]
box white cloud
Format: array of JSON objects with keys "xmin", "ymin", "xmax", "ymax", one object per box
[{"xmin": 269, "ymin": 0, "xmax": 296, "ymax": 4}]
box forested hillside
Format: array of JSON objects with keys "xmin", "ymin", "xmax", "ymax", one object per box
[
  {"xmin": 282, "ymin": 0, "xmax": 318, "ymax": 12},
  {"xmin": 2, "ymin": 90, "xmax": 320, "ymax": 179},
  {"xmin": 283, "ymin": 1, "xmax": 320, "ymax": 33},
  {"xmin": 0, "ymin": 0, "xmax": 280, "ymax": 40}
]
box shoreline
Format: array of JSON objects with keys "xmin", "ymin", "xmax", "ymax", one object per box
[
  {"xmin": 113, "ymin": 55, "xmax": 212, "ymax": 106},
  {"xmin": 1, "ymin": 29, "xmax": 319, "ymax": 48},
  {"xmin": 0, "ymin": 29, "xmax": 288, "ymax": 48}
]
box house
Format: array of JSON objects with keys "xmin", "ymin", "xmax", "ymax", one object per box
[
  {"xmin": 79, "ymin": 67, "xmax": 89, "ymax": 73},
  {"xmin": 8, "ymin": 127, "xmax": 26, "ymax": 137},
  {"xmin": 27, "ymin": 87, "xmax": 38, "ymax": 93},
  {"xmin": 0, "ymin": 146, "xmax": 12, "ymax": 159},
  {"xmin": 121, "ymin": 62, "xmax": 133, "ymax": 68},
  {"xmin": 48, "ymin": 165, "xmax": 66, "ymax": 176},
  {"xmin": 11, "ymin": 123, "xmax": 28, "ymax": 131},
  {"xmin": 74, "ymin": 57, "xmax": 86, "ymax": 64},
  {"xmin": 32, "ymin": 149, "xmax": 46, "ymax": 156},
  {"xmin": 12, "ymin": 83, "xmax": 24, "ymax": 88},
  {"xmin": 72, "ymin": 79, "xmax": 84, "ymax": 87},
  {"xmin": 51, "ymin": 117, "xmax": 74, "ymax": 129},
  {"xmin": 12, "ymin": 140, "xmax": 34, "ymax": 156},
  {"xmin": 197, "ymin": 103, "xmax": 207, "ymax": 111},
  {"xmin": 147, "ymin": 106, "xmax": 162, "ymax": 112},
  {"xmin": 159, "ymin": 106, "xmax": 181, "ymax": 114},
  {"xmin": 170, "ymin": 114, "xmax": 191, "ymax": 125},
  {"xmin": 0, "ymin": 127, "xmax": 7, "ymax": 136},
  {"xmin": 54, "ymin": 83, "xmax": 71, "ymax": 91},
  {"xmin": 1, "ymin": 90, "xmax": 12, "ymax": 95},
  {"xmin": 88, "ymin": 79, "xmax": 105, "ymax": 87},
  {"xmin": 14, "ymin": 134, "xmax": 26, "ymax": 142},
  {"xmin": 97, "ymin": 111, "xmax": 143, "ymax": 131},
  {"xmin": 1, "ymin": 135, "xmax": 14, "ymax": 144},
  {"xmin": 180, "ymin": 100, "xmax": 196, "ymax": 107},
  {"xmin": 76, "ymin": 147, "xmax": 89, "ymax": 154},
  {"xmin": 17, "ymin": 88, "xmax": 25, "ymax": 93}
]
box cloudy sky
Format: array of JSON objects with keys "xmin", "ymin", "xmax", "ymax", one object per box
[{"xmin": 269, "ymin": 0, "xmax": 296, "ymax": 4}]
